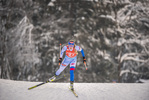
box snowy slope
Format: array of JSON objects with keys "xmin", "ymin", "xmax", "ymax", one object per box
[{"xmin": 0, "ymin": 79, "xmax": 149, "ymax": 100}]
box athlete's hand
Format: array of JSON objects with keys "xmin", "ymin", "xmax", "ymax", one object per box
[
  {"xmin": 83, "ymin": 57, "xmax": 86, "ymax": 64},
  {"xmin": 83, "ymin": 57, "xmax": 87, "ymax": 70},
  {"xmin": 59, "ymin": 58, "xmax": 62, "ymax": 65}
]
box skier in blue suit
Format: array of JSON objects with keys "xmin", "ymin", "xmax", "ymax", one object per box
[{"xmin": 49, "ymin": 40, "xmax": 87, "ymax": 90}]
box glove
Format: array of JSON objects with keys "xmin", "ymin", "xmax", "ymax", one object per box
[
  {"xmin": 83, "ymin": 57, "xmax": 87, "ymax": 70},
  {"xmin": 59, "ymin": 58, "xmax": 62, "ymax": 65},
  {"xmin": 83, "ymin": 57, "xmax": 86, "ymax": 64}
]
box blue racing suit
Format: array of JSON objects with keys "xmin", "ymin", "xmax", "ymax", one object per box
[{"xmin": 55, "ymin": 45, "xmax": 85, "ymax": 82}]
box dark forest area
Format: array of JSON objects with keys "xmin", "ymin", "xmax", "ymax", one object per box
[{"xmin": 0, "ymin": 0, "xmax": 149, "ymax": 83}]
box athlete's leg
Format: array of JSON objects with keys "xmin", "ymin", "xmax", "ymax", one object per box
[
  {"xmin": 55, "ymin": 57, "xmax": 71, "ymax": 76},
  {"xmin": 70, "ymin": 57, "xmax": 77, "ymax": 82},
  {"xmin": 49, "ymin": 57, "xmax": 71, "ymax": 82}
]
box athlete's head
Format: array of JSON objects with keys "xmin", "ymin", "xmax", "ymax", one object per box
[
  {"xmin": 68, "ymin": 40, "xmax": 75, "ymax": 46},
  {"xmin": 68, "ymin": 40, "xmax": 75, "ymax": 50}
]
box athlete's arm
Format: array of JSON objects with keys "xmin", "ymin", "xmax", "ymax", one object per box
[
  {"xmin": 75, "ymin": 46, "xmax": 85, "ymax": 57},
  {"xmin": 60, "ymin": 46, "xmax": 67, "ymax": 58},
  {"xmin": 75, "ymin": 45, "xmax": 87, "ymax": 70}
]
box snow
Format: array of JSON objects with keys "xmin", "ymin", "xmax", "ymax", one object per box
[
  {"xmin": 139, "ymin": 79, "xmax": 149, "ymax": 83},
  {"xmin": 0, "ymin": 79, "xmax": 149, "ymax": 100},
  {"xmin": 48, "ymin": 2, "xmax": 54, "ymax": 6},
  {"xmin": 119, "ymin": 53, "xmax": 147, "ymax": 63},
  {"xmin": 117, "ymin": 38, "xmax": 149, "ymax": 47},
  {"xmin": 99, "ymin": 15, "xmax": 116, "ymax": 22},
  {"xmin": 120, "ymin": 69, "xmax": 139, "ymax": 76}
]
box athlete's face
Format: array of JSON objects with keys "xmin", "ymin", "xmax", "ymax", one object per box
[{"xmin": 69, "ymin": 45, "xmax": 74, "ymax": 50}]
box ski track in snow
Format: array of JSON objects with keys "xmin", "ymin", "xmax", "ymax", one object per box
[{"xmin": 0, "ymin": 79, "xmax": 149, "ymax": 100}]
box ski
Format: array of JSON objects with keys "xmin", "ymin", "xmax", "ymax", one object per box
[
  {"xmin": 69, "ymin": 87, "xmax": 78, "ymax": 97},
  {"xmin": 28, "ymin": 75, "xmax": 65, "ymax": 90}
]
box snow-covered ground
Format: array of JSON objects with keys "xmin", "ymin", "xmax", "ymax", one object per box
[{"xmin": 0, "ymin": 79, "xmax": 149, "ymax": 100}]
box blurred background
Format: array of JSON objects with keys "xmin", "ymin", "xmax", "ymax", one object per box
[{"xmin": 0, "ymin": 0, "xmax": 149, "ymax": 83}]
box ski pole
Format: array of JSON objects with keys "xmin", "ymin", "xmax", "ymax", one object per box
[
  {"xmin": 84, "ymin": 62, "xmax": 88, "ymax": 70},
  {"xmin": 59, "ymin": 43, "xmax": 61, "ymax": 65}
]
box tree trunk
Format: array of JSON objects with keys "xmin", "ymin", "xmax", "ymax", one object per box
[{"xmin": 118, "ymin": 62, "xmax": 121, "ymax": 83}]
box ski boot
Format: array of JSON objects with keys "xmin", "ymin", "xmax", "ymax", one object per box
[
  {"xmin": 49, "ymin": 75, "xmax": 57, "ymax": 82},
  {"xmin": 70, "ymin": 81, "xmax": 74, "ymax": 90}
]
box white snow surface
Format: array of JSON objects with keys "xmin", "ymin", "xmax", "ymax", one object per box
[{"xmin": 0, "ymin": 79, "xmax": 149, "ymax": 100}]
